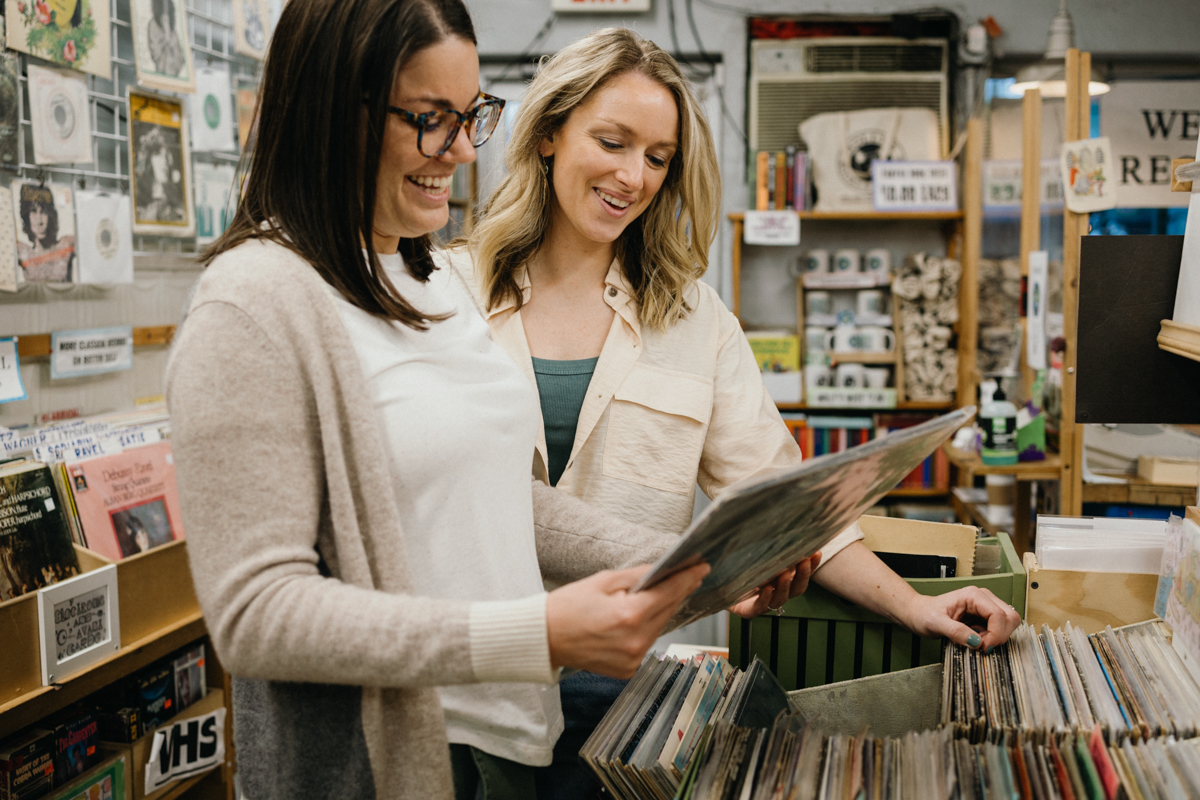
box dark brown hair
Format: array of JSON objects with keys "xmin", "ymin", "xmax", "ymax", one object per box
[{"xmin": 205, "ymin": 0, "xmax": 476, "ymax": 329}]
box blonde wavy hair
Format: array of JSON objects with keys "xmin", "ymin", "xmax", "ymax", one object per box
[{"xmin": 470, "ymin": 27, "xmax": 720, "ymax": 331}]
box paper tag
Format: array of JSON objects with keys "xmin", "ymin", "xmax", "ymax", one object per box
[
  {"xmin": 145, "ymin": 707, "xmax": 227, "ymax": 792},
  {"xmin": 983, "ymin": 160, "xmax": 1022, "ymax": 208},
  {"xmin": 1061, "ymin": 137, "xmax": 1119, "ymax": 213},
  {"xmin": 50, "ymin": 326, "xmax": 134, "ymax": 380},
  {"xmin": 743, "ymin": 211, "xmax": 800, "ymax": 246},
  {"xmin": 0, "ymin": 337, "xmax": 27, "ymax": 404},
  {"xmin": 1041, "ymin": 159, "xmax": 1064, "ymax": 206},
  {"xmin": 871, "ymin": 161, "xmax": 958, "ymax": 212},
  {"xmin": 1027, "ymin": 251, "xmax": 1049, "ymax": 370}
]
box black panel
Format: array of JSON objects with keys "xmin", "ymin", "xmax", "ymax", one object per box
[{"xmin": 1077, "ymin": 235, "xmax": 1200, "ymax": 424}]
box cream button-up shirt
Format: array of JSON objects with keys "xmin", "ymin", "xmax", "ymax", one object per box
[{"xmin": 443, "ymin": 249, "xmax": 863, "ymax": 561}]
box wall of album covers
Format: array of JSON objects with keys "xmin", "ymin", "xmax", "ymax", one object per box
[{"xmin": 0, "ymin": 0, "xmax": 273, "ymax": 425}]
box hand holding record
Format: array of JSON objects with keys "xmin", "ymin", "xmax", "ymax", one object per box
[{"xmin": 905, "ymin": 585, "xmax": 1022, "ymax": 653}]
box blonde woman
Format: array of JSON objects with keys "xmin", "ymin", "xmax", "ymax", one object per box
[{"xmin": 453, "ymin": 28, "xmax": 1021, "ymax": 797}]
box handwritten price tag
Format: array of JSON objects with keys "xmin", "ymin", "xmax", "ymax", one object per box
[
  {"xmin": 743, "ymin": 211, "xmax": 800, "ymax": 246},
  {"xmin": 871, "ymin": 161, "xmax": 958, "ymax": 212}
]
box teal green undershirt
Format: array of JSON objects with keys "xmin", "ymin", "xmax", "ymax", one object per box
[{"xmin": 530, "ymin": 356, "xmax": 599, "ymax": 487}]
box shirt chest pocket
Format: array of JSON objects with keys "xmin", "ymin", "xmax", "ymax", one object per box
[{"xmin": 602, "ymin": 365, "xmax": 714, "ymax": 494}]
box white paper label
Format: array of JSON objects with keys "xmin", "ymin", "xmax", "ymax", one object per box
[
  {"xmin": 50, "ymin": 326, "xmax": 134, "ymax": 379},
  {"xmin": 0, "ymin": 337, "xmax": 26, "ymax": 404},
  {"xmin": 983, "ymin": 160, "xmax": 1022, "ymax": 208},
  {"xmin": 53, "ymin": 584, "xmax": 112, "ymax": 662},
  {"xmin": 146, "ymin": 708, "xmax": 227, "ymax": 791},
  {"xmin": 1027, "ymin": 251, "xmax": 1049, "ymax": 370},
  {"xmin": 871, "ymin": 161, "xmax": 958, "ymax": 212},
  {"xmin": 743, "ymin": 211, "xmax": 801, "ymax": 246}
]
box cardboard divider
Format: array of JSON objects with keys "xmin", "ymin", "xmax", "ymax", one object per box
[{"xmin": 1023, "ymin": 551, "xmax": 1158, "ymax": 634}]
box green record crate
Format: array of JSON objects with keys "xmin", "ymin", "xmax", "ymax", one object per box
[{"xmin": 728, "ymin": 533, "xmax": 1025, "ymax": 691}]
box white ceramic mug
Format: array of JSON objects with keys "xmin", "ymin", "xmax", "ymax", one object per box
[
  {"xmin": 834, "ymin": 248, "xmax": 860, "ymax": 273},
  {"xmin": 805, "ymin": 364, "xmax": 834, "ymax": 389},
  {"xmin": 863, "ymin": 366, "xmax": 890, "ymax": 389},
  {"xmin": 857, "ymin": 326, "xmax": 896, "ymax": 352},
  {"xmin": 823, "ymin": 325, "xmax": 859, "ymax": 352},
  {"xmin": 804, "ymin": 326, "xmax": 828, "ymax": 352},
  {"xmin": 864, "ymin": 248, "xmax": 891, "ymax": 275},
  {"xmin": 806, "ymin": 291, "xmax": 832, "ymax": 317},
  {"xmin": 836, "ymin": 363, "xmax": 864, "ymax": 388},
  {"xmin": 804, "ymin": 249, "xmax": 831, "ymax": 274},
  {"xmin": 856, "ymin": 289, "xmax": 886, "ymax": 318}
]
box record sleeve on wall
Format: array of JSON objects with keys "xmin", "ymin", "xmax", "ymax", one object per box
[
  {"xmin": 0, "ymin": 52, "xmax": 19, "ymax": 171},
  {"xmin": 75, "ymin": 190, "xmax": 133, "ymax": 283},
  {"xmin": 0, "ymin": 191, "xmax": 16, "ymax": 292},
  {"xmin": 5, "ymin": 0, "xmax": 112, "ymax": 78},
  {"xmin": 131, "ymin": 0, "xmax": 195, "ymax": 93},
  {"xmin": 27, "ymin": 63, "xmax": 93, "ymax": 164},
  {"xmin": 128, "ymin": 88, "xmax": 195, "ymax": 236},
  {"xmin": 11, "ymin": 180, "xmax": 76, "ymax": 283},
  {"xmin": 232, "ymin": 0, "xmax": 269, "ymax": 60},
  {"xmin": 189, "ymin": 67, "xmax": 235, "ymax": 152},
  {"xmin": 193, "ymin": 162, "xmax": 235, "ymax": 245},
  {"xmin": 236, "ymin": 84, "xmax": 258, "ymax": 151}
]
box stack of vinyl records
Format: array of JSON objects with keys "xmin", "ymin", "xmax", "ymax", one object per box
[
  {"xmin": 578, "ymin": 654, "xmax": 790, "ymax": 800},
  {"xmin": 941, "ymin": 621, "xmax": 1200, "ymax": 743}
]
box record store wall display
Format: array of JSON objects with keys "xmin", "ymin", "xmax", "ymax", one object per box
[
  {"xmin": 131, "ymin": 0, "xmax": 196, "ymax": 93},
  {"xmin": 232, "ymin": 0, "xmax": 269, "ymax": 60},
  {"xmin": 193, "ymin": 162, "xmax": 235, "ymax": 246},
  {"xmin": 0, "ymin": 52, "xmax": 19, "ymax": 171},
  {"xmin": 190, "ymin": 66, "xmax": 235, "ymax": 153},
  {"xmin": 11, "ymin": 180, "xmax": 76, "ymax": 283},
  {"xmin": 27, "ymin": 62, "xmax": 93, "ymax": 164},
  {"xmin": 75, "ymin": 190, "xmax": 134, "ymax": 283},
  {"xmin": 5, "ymin": 0, "xmax": 112, "ymax": 77},
  {"xmin": 128, "ymin": 88, "xmax": 195, "ymax": 236},
  {"xmin": 236, "ymin": 83, "xmax": 259, "ymax": 151},
  {"xmin": 0, "ymin": 191, "xmax": 17, "ymax": 292}
]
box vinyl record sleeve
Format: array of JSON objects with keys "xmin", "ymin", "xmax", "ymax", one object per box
[
  {"xmin": 27, "ymin": 63, "xmax": 92, "ymax": 164},
  {"xmin": 192, "ymin": 162, "xmax": 236, "ymax": 245},
  {"xmin": 633, "ymin": 406, "xmax": 975, "ymax": 627},
  {"xmin": 5, "ymin": 0, "xmax": 112, "ymax": 78},
  {"xmin": 130, "ymin": 0, "xmax": 195, "ymax": 92},
  {"xmin": 75, "ymin": 190, "xmax": 133, "ymax": 284},
  {"xmin": 0, "ymin": 190, "xmax": 18, "ymax": 292},
  {"xmin": 11, "ymin": 180, "xmax": 76, "ymax": 283},
  {"xmin": 189, "ymin": 67, "xmax": 235, "ymax": 152},
  {"xmin": 232, "ymin": 0, "xmax": 269, "ymax": 59},
  {"xmin": 127, "ymin": 88, "xmax": 195, "ymax": 236},
  {"xmin": 0, "ymin": 52, "xmax": 20, "ymax": 171}
]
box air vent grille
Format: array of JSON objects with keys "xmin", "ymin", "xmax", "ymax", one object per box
[{"xmin": 806, "ymin": 44, "xmax": 945, "ymax": 74}]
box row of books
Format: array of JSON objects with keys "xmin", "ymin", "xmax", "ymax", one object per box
[
  {"xmin": 677, "ymin": 714, "xmax": 1200, "ymax": 800},
  {"xmin": 780, "ymin": 413, "xmax": 950, "ymax": 490},
  {"xmin": 0, "ymin": 642, "xmax": 206, "ymax": 799},
  {"xmin": 0, "ymin": 405, "xmax": 184, "ymax": 602},
  {"xmin": 753, "ymin": 148, "xmax": 808, "ymax": 212},
  {"xmin": 942, "ymin": 620, "xmax": 1200, "ymax": 744}
]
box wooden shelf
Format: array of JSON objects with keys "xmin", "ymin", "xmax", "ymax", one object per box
[
  {"xmin": 943, "ymin": 444, "xmax": 1062, "ymax": 481},
  {"xmin": 886, "ymin": 487, "xmax": 950, "ymax": 498},
  {"xmin": 827, "ymin": 351, "xmax": 896, "ymax": 364},
  {"xmin": 14, "ymin": 326, "xmax": 176, "ymax": 359},
  {"xmin": 950, "ymin": 488, "xmax": 1008, "ymax": 536},
  {"xmin": 1080, "ymin": 478, "xmax": 1197, "ymax": 508},
  {"xmin": 729, "ymin": 210, "xmax": 963, "ymax": 223},
  {"xmin": 0, "ymin": 612, "xmax": 207, "ymax": 739}
]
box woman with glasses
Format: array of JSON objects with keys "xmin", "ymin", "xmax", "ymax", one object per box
[
  {"xmin": 165, "ymin": 3, "xmax": 708, "ymax": 799},
  {"xmin": 456, "ymin": 28, "xmax": 1023, "ymax": 797}
]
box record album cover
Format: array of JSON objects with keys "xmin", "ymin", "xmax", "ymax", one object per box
[
  {"xmin": 127, "ymin": 88, "xmax": 195, "ymax": 236},
  {"xmin": 0, "ymin": 52, "xmax": 20, "ymax": 172},
  {"xmin": 5, "ymin": 0, "xmax": 112, "ymax": 78},
  {"xmin": 75, "ymin": 190, "xmax": 133, "ymax": 284},
  {"xmin": 236, "ymin": 84, "xmax": 258, "ymax": 151},
  {"xmin": 130, "ymin": 0, "xmax": 195, "ymax": 93},
  {"xmin": 193, "ymin": 162, "xmax": 235, "ymax": 245},
  {"xmin": 27, "ymin": 63, "xmax": 93, "ymax": 165},
  {"xmin": 0, "ymin": 461, "xmax": 81, "ymax": 602},
  {"xmin": 189, "ymin": 67, "xmax": 235, "ymax": 152},
  {"xmin": 11, "ymin": 181, "xmax": 77, "ymax": 283},
  {"xmin": 232, "ymin": 0, "xmax": 269, "ymax": 60},
  {"xmin": 0, "ymin": 190, "xmax": 18, "ymax": 292}
]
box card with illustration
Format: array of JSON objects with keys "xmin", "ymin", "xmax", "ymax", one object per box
[
  {"xmin": 5, "ymin": 0, "xmax": 111, "ymax": 78},
  {"xmin": 1061, "ymin": 137, "xmax": 1118, "ymax": 213}
]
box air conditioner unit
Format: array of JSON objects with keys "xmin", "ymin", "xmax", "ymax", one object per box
[{"xmin": 749, "ymin": 37, "xmax": 950, "ymax": 158}]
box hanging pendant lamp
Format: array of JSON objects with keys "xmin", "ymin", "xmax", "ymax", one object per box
[{"xmin": 1010, "ymin": 0, "xmax": 1110, "ymax": 97}]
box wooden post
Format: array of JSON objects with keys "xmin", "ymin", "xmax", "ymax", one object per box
[
  {"xmin": 957, "ymin": 117, "xmax": 983, "ymax": 410},
  {"xmin": 731, "ymin": 217, "xmax": 743, "ymax": 318},
  {"xmin": 1019, "ymin": 88, "xmax": 1043, "ymax": 403}
]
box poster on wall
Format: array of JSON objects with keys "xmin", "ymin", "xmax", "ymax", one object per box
[
  {"xmin": 11, "ymin": 181, "xmax": 76, "ymax": 283},
  {"xmin": 1100, "ymin": 80, "xmax": 1199, "ymax": 208},
  {"xmin": 130, "ymin": 0, "xmax": 195, "ymax": 93},
  {"xmin": 75, "ymin": 190, "xmax": 134, "ymax": 283},
  {"xmin": 1061, "ymin": 137, "xmax": 1118, "ymax": 213},
  {"xmin": 0, "ymin": 53, "xmax": 20, "ymax": 171},
  {"xmin": 236, "ymin": 84, "xmax": 259, "ymax": 151},
  {"xmin": 27, "ymin": 63, "xmax": 93, "ymax": 164},
  {"xmin": 189, "ymin": 67, "xmax": 235, "ymax": 152},
  {"xmin": 128, "ymin": 88, "xmax": 195, "ymax": 236},
  {"xmin": 193, "ymin": 162, "xmax": 235, "ymax": 245},
  {"xmin": 5, "ymin": 0, "xmax": 112, "ymax": 78},
  {"xmin": 232, "ymin": 0, "xmax": 269, "ymax": 60}
]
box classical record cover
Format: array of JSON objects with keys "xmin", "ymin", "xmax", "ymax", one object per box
[
  {"xmin": 74, "ymin": 190, "xmax": 133, "ymax": 284},
  {"xmin": 0, "ymin": 461, "xmax": 81, "ymax": 601},
  {"xmin": 127, "ymin": 88, "xmax": 195, "ymax": 236},
  {"xmin": 26, "ymin": 63, "xmax": 92, "ymax": 164},
  {"xmin": 5, "ymin": 0, "xmax": 112, "ymax": 78},
  {"xmin": 0, "ymin": 52, "xmax": 20, "ymax": 172},
  {"xmin": 232, "ymin": 0, "xmax": 269, "ymax": 59},
  {"xmin": 189, "ymin": 66, "xmax": 235, "ymax": 152},
  {"xmin": 66, "ymin": 440, "xmax": 184, "ymax": 562},
  {"xmin": 130, "ymin": 0, "xmax": 195, "ymax": 93},
  {"xmin": 11, "ymin": 181, "xmax": 77, "ymax": 283}
]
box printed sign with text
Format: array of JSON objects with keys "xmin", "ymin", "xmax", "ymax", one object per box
[
  {"xmin": 871, "ymin": 161, "xmax": 959, "ymax": 212},
  {"xmin": 50, "ymin": 326, "xmax": 134, "ymax": 380}
]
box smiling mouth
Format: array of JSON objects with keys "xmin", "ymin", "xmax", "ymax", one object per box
[
  {"xmin": 408, "ymin": 175, "xmax": 452, "ymax": 193},
  {"xmin": 596, "ymin": 189, "xmax": 632, "ymax": 210}
]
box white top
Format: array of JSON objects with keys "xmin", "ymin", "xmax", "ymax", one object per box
[{"xmin": 330, "ymin": 252, "xmax": 563, "ymax": 766}]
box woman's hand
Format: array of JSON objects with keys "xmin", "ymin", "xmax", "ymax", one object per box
[
  {"xmin": 546, "ymin": 562, "xmax": 710, "ymax": 679},
  {"xmin": 728, "ymin": 552, "xmax": 822, "ymax": 619},
  {"xmin": 903, "ymin": 586, "xmax": 1022, "ymax": 652}
]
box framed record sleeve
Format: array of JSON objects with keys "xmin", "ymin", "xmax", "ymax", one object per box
[
  {"xmin": 5, "ymin": 0, "xmax": 112, "ymax": 78},
  {"xmin": 27, "ymin": 63, "xmax": 93, "ymax": 164},
  {"xmin": 130, "ymin": 0, "xmax": 195, "ymax": 93},
  {"xmin": 127, "ymin": 87, "xmax": 195, "ymax": 236}
]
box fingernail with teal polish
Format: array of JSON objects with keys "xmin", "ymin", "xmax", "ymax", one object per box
[
  {"xmin": 967, "ymin": 634, "xmax": 981, "ymax": 648},
  {"xmin": 985, "ymin": 646, "xmax": 994, "ymax": 655}
]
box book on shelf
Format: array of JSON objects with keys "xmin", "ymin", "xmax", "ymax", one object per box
[
  {"xmin": 752, "ymin": 149, "xmax": 808, "ymax": 211},
  {"xmin": 0, "ymin": 460, "xmax": 81, "ymax": 601},
  {"xmin": 877, "ymin": 413, "xmax": 950, "ymax": 491},
  {"xmin": 744, "ymin": 331, "xmax": 800, "ymax": 373}
]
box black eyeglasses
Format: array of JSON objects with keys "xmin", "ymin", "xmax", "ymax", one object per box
[{"xmin": 388, "ymin": 93, "xmax": 506, "ymax": 158}]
